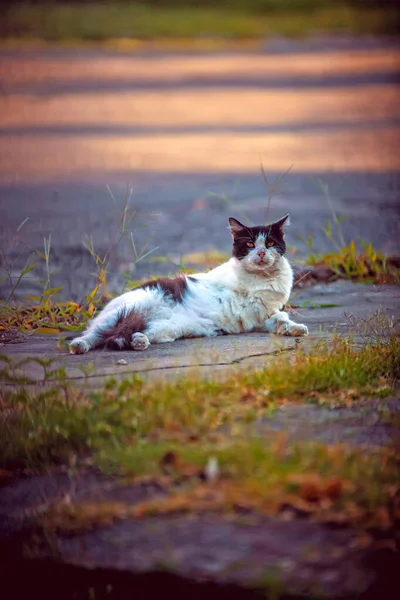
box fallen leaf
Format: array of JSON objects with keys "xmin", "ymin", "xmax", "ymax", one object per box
[
  {"xmin": 159, "ymin": 451, "xmax": 178, "ymax": 470},
  {"xmin": 300, "ymin": 481, "xmax": 322, "ymax": 503},
  {"xmin": 325, "ymin": 477, "xmax": 342, "ymax": 500},
  {"xmin": 34, "ymin": 327, "xmax": 61, "ymax": 334}
]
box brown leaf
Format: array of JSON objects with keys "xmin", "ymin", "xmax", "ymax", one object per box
[
  {"xmin": 35, "ymin": 327, "xmax": 61, "ymax": 334},
  {"xmin": 286, "ymin": 473, "xmax": 326, "ymax": 503},
  {"xmin": 325, "ymin": 477, "xmax": 342, "ymax": 501},
  {"xmin": 159, "ymin": 451, "xmax": 177, "ymax": 470},
  {"xmin": 300, "ymin": 481, "xmax": 323, "ymax": 503},
  {"xmin": 239, "ymin": 387, "xmax": 259, "ymax": 403}
]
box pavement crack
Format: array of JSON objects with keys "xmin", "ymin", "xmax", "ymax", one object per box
[
  {"xmin": 1, "ymin": 346, "xmax": 297, "ymax": 385},
  {"xmin": 69, "ymin": 344, "xmax": 297, "ymax": 379},
  {"xmin": 231, "ymin": 345, "xmax": 296, "ymax": 364}
]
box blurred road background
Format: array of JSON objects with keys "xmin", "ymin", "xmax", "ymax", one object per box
[{"xmin": 0, "ymin": 2, "xmax": 399, "ymax": 300}]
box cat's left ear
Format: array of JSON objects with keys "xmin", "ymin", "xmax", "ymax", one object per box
[
  {"xmin": 228, "ymin": 217, "xmax": 247, "ymax": 240},
  {"xmin": 273, "ymin": 214, "xmax": 290, "ymax": 236}
]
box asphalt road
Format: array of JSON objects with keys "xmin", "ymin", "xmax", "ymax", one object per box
[{"xmin": 0, "ymin": 38, "xmax": 399, "ymax": 301}]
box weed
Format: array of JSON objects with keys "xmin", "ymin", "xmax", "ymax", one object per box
[
  {"xmin": 0, "ymin": 185, "xmax": 158, "ymax": 334},
  {"xmin": 0, "ymin": 217, "xmax": 37, "ymax": 309},
  {"xmin": 296, "ymin": 180, "xmax": 400, "ymax": 284},
  {"xmin": 1, "ymin": 318, "xmax": 398, "ymax": 472},
  {"xmin": 1, "ymin": 312, "xmax": 399, "ymax": 537},
  {"xmin": 82, "ymin": 184, "xmax": 159, "ymax": 297},
  {"xmin": 42, "ymin": 439, "xmax": 400, "ymax": 535},
  {"xmin": 303, "ymin": 240, "xmax": 399, "ymax": 284},
  {"xmin": 1, "ymin": 171, "xmax": 398, "ymax": 337},
  {"xmin": 260, "ymin": 163, "xmax": 294, "ymax": 224}
]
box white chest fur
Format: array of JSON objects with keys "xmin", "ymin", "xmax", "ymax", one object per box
[{"xmin": 189, "ymin": 257, "xmax": 293, "ymax": 334}]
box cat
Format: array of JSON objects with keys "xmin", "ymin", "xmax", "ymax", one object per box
[{"xmin": 69, "ymin": 214, "xmax": 308, "ymax": 355}]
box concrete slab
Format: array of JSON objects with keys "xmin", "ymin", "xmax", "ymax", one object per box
[{"xmin": 1, "ymin": 280, "xmax": 398, "ymax": 385}]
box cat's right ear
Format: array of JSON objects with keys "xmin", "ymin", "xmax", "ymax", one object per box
[{"xmin": 228, "ymin": 217, "xmax": 246, "ymax": 240}]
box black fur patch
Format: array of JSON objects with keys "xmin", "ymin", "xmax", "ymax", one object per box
[
  {"xmin": 229, "ymin": 216, "xmax": 287, "ymax": 261},
  {"xmin": 138, "ymin": 275, "xmax": 196, "ymax": 303},
  {"xmin": 100, "ymin": 310, "xmax": 146, "ymax": 349}
]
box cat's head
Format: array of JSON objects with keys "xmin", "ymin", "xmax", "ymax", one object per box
[{"xmin": 228, "ymin": 215, "xmax": 289, "ymax": 273}]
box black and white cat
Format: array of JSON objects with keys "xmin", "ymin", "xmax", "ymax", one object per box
[{"xmin": 69, "ymin": 215, "xmax": 308, "ymax": 354}]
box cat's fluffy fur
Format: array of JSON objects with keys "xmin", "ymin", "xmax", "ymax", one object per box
[{"xmin": 69, "ymin": 214, "xmax": 308, "ymax": 354}]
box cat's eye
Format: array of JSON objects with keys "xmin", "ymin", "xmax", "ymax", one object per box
[
  {"xmin": 267, "ymin": 241, "xmax": 275, "ymax": 247},
  {"xmin": 246, "ymin": 242, "xmax": 255, "ymax": 248}
]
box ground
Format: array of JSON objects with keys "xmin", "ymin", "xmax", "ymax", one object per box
[
  {"xmin": 1, "ymin": 280, "xmax": 399, "ymax": 599},
  {"xmin": 1, "ymin": 280, "xmax": 399, "ymax": 383},
  {"xmin": 0, "ymin": 37, "xmax": 399, "ymax": 301},
  {"xmin": 1, "ymin": 36, "xmax": 400, "ymax": 599}
]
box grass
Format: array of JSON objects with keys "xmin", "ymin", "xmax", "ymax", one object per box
[
  {"xmin": 1, "ymin": 323, "xmax": 399, "ymax": 534},
  {"xmin": 1, "ymin": 326, "xmax": 399, "ymax": 469},
  {"xmin": 43, "ymin": 441, "xmax": 399, "ymax": 535},
  {"xmin": 1, "ymin": 184, "xmax": 399, "ymax": 541},
  {"xmin": 1, "ymin": 172, "xmax": 399, "ymax": 534},
  {"xmin": 0, "ymin": 185, "xmax": 158, "ymax": 335},
  {"xmin": 1, "ymin": 2, "xmax": 399, "ymax": 42},
  {"xmin": 304, "ymin": 242, "xmax": 400, "ymax": 284},
  {"xmin": 296, "ymin": 180, "xmax": 400, "ymax": 285}
]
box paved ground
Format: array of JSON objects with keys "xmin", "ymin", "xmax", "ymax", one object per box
[
  {"xmin": 1, "ymin": 38, "xmax": 400, "ymax": 599},
  {"xmin": 0, "ymin": 37, "xmax": 399, "ymax": 301},
  {"xmin": 1, "ymin": 279, "xmax": 400, "ymax": 598},
  {"xmin": 1, "ymin": 280, "xmax": 399, "ymax": 384}
]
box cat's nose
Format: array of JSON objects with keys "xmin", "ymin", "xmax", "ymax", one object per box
[{"xmin": 256, "ymin": 249, "xmax": 266, "ymax": 257}]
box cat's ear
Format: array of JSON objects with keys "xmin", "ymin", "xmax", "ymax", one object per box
[
  {"xmin": 228, "ymin": 217, "xmax": 247, "ymax": 239},
  {"xmin": 273, "ymin": 214, "xmax": 290, "ymax": 236}
]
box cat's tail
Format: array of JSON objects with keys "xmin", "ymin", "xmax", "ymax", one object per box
[{"xmin": 100, "ymin": 309, "xmax": 147, "ymax": 349}]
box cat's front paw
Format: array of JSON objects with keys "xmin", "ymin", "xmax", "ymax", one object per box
[{"xmin": 69, "ymin": 337, "xmax": 91, "ymax": 354}]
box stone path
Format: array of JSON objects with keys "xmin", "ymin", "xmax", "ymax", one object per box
[{"xmin": 1, "ymin": 280, "xmax": 399, "ymax": 384}]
